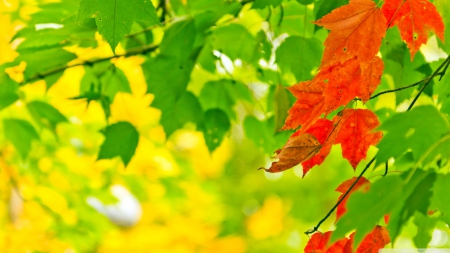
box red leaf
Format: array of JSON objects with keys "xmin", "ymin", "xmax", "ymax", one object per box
[
  {"xmin": 321, "ymin": 57, "xmax": 384, "ymax": 114},
  {"xmin": 302, "ymin": 119, "xmax": 335, "ymax": 176},
  {"xmin": 356, "ymin": 225, "xmax": 391, "ymax": 253},
  {"xmin": 260, "ymin": 133, "xmax": 321, "ymax": 173},
  {"xmin": 335, "ymin": 177, "xmax": 371, "ymax": 222},
  {"xmin": 315, "ymin": 0, "xmax": 387, "ymax": 67},
  {"xmin": 305, "ymin": 231, "xmax": 349, "ymax": 253},
  {"xmin": 282, "ymin": 80, "xmax": 326, "ymax": 132},
  {"xmin": 333, "ymin": 109, "xmax": 382, "ymax": 168},
  {"xmin": 381, "ymin": 0, "xmax": 445, "ymax": 59}
]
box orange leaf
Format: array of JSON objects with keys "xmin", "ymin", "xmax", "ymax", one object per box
[
  {"xmin": 301, "ymin": 119, "xmax": 335, "ymax": 176},
  {"xmin": 315, "ymin": 0, "xmax": 387, "ymax": 67},
  {"xmin": 260, "ymin": 133, "xmax": 321, "ymax": 173},
  {"xmin": 282, "ymin": 80, "xmax": 326, "ymax": 132},
  {"xmin": 345, "ymin": 226, "xmax": 391, "ymax": 253},
  {"xmin": 321, "ymin": 57, "xmax": 384, "ymax": 114},
  {"xmin": 305, "ymin": 231, "xmax": 349, "ymax": 253},
  {"xmin": 333, "ymin": 109, "xmax": 382, "ymax": 168},
  {"xmin": 335, "ymin": 177, "xmax": 371, "ymax": 222},
  {"xmin": 381, "ymin": 0, "xmax": 444, "ymax": 59}
]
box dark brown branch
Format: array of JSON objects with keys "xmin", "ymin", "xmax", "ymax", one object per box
[
  {"xmin": 22, "ymin": 44, "xmax": 158, "ymax": 85},
  {"xmin": 305, "ymin": 156, "xmax": 376, "ymax": 235},
  {"xmin": 407, "ymin": 56, "xmax": 450, "ymax": 111}
]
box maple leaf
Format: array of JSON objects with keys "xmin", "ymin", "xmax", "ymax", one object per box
[
  {"xmin": 260, "ymin": 133, "xmax": 321, "ymax": 173},
  {"xmin": 304, "ymin": 231, "xmax": 349, "ymax": 253},
  {"xmin": 315, "ymin": 0, "xmax": 387, "ymax": 67},
  {"xmin": 345, "ymin": 226, "xmax": 391, "ymax": 253},
  {"xmin": 321, "ymin": 57, "xmax": 384, "ymax": 113},
  {"xmin": 335, "ymin": 177, "xmax": 371, "ymax": 222},
  {"xmin": 302, "ymin": 119, "xmax": 335, "ymax": 176},
  {"xmin": 282, "ymin": 80, "xmax": 326, "ymax": 132},
  {"xmin": 77, "ymin": 0, "xmax": 160, "ymax": 53},
  {"xmin": 381, "ymin": 0, "xmax": 445, "ymax": 59},
  {"xmin": 334, "ymin": 109, "xmax": 383, "ymax": 168}
]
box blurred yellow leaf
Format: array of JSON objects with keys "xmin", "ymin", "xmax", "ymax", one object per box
[{"xmin": 246, "ymin": 196, "xmax": 285, "ymax": 240}]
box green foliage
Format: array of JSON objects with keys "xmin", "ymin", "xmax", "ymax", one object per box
[
  {"xmin": 199, "ymin": 109, "xmax": 231, "ymax": 152},
  {"xmin": 275, "ymin": 36, "xmax": 323, "ymax": 81},
  {"xmin": 77, "ymin": 0, "xmax": 160, "ymax": 52},
  {"xmin": 98, "ymin": 121, "xmax": 139, "ymax": 165},
  {"xmin": 27, "ymin": 101, "xmax": 67, "ymax": 130},
  {"xmin": 3, "ymin": 119, "xmax": 39, "ymax": 159},
  {"xmin": 376, "ymin": 105, "xmax": 449, "ymax": 167}
]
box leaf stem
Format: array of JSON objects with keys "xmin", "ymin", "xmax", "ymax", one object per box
[{"xmin": 305, "ymin": 156, "xmax": 376, "ymax": 235}]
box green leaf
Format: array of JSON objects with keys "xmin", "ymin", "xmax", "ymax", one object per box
[
  {"xmin": 0, "ymin": 73, "xmax": 19, "ymax": 110},
  {"xmin": 381, "ymin": 30, "xmax": 429, "ymax": 104},
  {"xmin": 100, "ymin": 67, "xmax": 131, "ymax": 100},
  {"xmin": 98, "ymin": 121, "xmax": 139, "ymax": 166},
  {"xmin": 419, "ymin": 134, "xmax": 450, "ymax": 169},
  {"xmin": 243, "ymin": 116, "xmax": 291, "ymax": 154},
  {"xmin": 276, "ymin": 36, "xmax": 323, "ymax": 81},
  {"xmin": 254, "ymin": 30, "xmax": 272, "ymax": 62},
  {"xmin": 387, "ymin": 170, "xmax": 436, "ymax": 243},
  {"xmin": 413, "ymin": 212, "xmax": 438, "ymax": 248},
  {"xmin": 376, "ymin": 105, "xmax": 449, "ymax": 167},
  {"xmin": 199, "ymin": 79, "xmax": 237, "ymax": 120},
  {"xmin": 296, "ymin": 0, "xmax": 314, "ymax": 5},
  {"xmin": 274, "ymin": 83, "xmax": 289, "ymax": 131},
  {"xmin": 144, "ymin": 19, "xmax": 197, "ymax": 136},
  {"xmin": 77, "ymin": 0, "xmax": 160, "ymax": 53},
  {"xmin": 270, "ymin": 1, "xmax": 315, "ymax": 36},
  {"xmin": 26, "ymin": 101, "xmax": 67, "ymax": 130},
  {"xmin": 210, "ymin": 24, "xmax": 255, "ymax": 62},
  {"xmin": 314, "ymin": 0, "xmax": 347, "ymax": 22},
  {"xmin": 432, "ymin": 174, "xmax": 450, "ymax": 225},
  {"xmin": 197, "ymin": 42, "xmax": 218, "ymax": 73},
  {"xmin": 332, "ymin": 175, "xmax": 404, "ymax": 246},
  {"xmin": 3, "ymin": 119, "xmax": 39, "ymax": 159},
  {"xmin": 252, "ymin": 0, "xmax": 282, "ymax": 9},
  {"xmin": 160, "ymin": 91, "xmax": 204, "ymax": 136},
  {"xmin": 199, "ymin": 109, "xmax": 231, "ymax": 152},
  {"xmin": 436, "ymin": 0, "xmax": 450, "ymax": 54},
  {"xmin": 188, "ymin": 0, "xmax": 240, "ymax": 32}
]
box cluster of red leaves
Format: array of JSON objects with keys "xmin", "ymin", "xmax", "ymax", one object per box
[
  {"xmin": 305, "ymin": 177, "xmax": 390, "ymax": 253},
  {"xmin": 262, "ymin": 0, "xmax": 444, "ymax": 176},
  {"xmin": 260, "ymin": 0, "xmax": 444, "ymax": 250},
  {"xmin": 304, "ymin": 226, "xmax": 390, "ymax": 253}
]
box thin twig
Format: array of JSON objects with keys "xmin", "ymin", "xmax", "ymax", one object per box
[
  {"xmin": 407, "ymin": 56, "xmax": 450, "ymax": 111},
  {"xmin": 22, "ymin": 44, "xmax": 158, "ymax": 85},
  {"xmin": 305, "ymin": 156, "xmax": 376, "ymax": 235},
  {"xmin": 369, "ymin": 76, "xmax": 430, "ymax": 100}
]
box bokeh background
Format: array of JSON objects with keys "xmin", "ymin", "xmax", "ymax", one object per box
[{"xmin": 1, "ymin": 0, "xmax": 450, "ymax": 252}]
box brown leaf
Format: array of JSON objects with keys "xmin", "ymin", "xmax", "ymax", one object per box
[{"xmin": 261, "ymin": 133, "xmax": 321, "ymax": 173}]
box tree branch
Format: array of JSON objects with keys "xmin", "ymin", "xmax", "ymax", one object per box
[
  {"xmin": 305, "ymin": 156, "xmax": 376, "ymax": 235},
  {"xmin": 21, "ymin": 44, "xmax": 158, "ymax": 85},
  {"xmin": 407, "ymin": 56, "xmax": 450, "ymax": 111}
]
